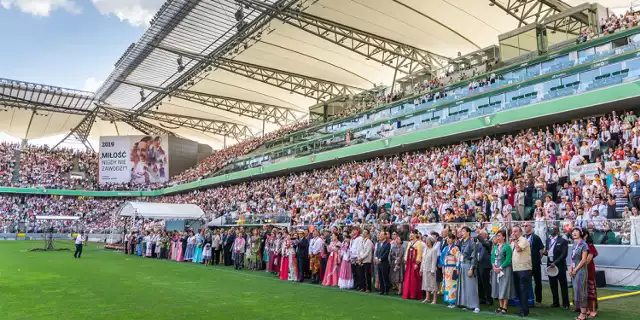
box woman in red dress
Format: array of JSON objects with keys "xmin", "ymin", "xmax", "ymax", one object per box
[
  {"xmin": 403, "ymin": 230, "xmax": 424, "ymax": 300},
  {"xmin": 279, "ymin": 234, "xmax": 291, "ymax": 280}
]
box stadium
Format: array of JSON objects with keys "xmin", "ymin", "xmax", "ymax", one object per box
[{"xmin": 2, "ymin": 0, "xmax": 640, "ymax": 319}]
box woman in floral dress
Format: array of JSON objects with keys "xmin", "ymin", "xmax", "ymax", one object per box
[
  {"xmin": 440, "ymin": 233, "xmax": 460, "ymax": 308},
  {"xmin": 249, "ymin": 229, "xmax": 262, "ymax": 270}
]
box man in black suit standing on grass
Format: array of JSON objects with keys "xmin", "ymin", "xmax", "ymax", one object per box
[
  {"xmin": 543, "ymin": 225, "xmax": 570, "ymax": 309},
  {"xmin": 374, "ymin": 231, "xmax": 391, "ymax": 295},
  {"xmin": 295, "ymin": 230, "xmax": 309, "ymax": 282}
]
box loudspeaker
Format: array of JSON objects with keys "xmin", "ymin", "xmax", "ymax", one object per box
[{"xmin": 595, "ymin": 270, "xmax": 606, "ymax": 288}]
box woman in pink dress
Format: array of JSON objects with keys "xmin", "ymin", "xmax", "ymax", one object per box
[
  {"xmin": 171, "ymin": 233, "xmax": 179, "ymax": 261},
  {"xmin": 279, "ymin": 234, "xmax": 291, "ymax": 281},
  {"xmin": 176, "ymin": 232, "xmax": 184, "ymax": 262},
  {"xmin": 168, "ymin": 232, "xmax": 174, "ymax": 260},
  {"xmin": 322, "ymin": 233, "xmax": 342, "ymax": 286},
  {"xmin": 338, "ymin": 235, "xmax": 354, "ymax": 289}
]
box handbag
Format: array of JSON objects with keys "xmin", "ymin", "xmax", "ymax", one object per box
[{"xmin": 452, "ymin": 270, "xmax": 459, "ymax": 281}]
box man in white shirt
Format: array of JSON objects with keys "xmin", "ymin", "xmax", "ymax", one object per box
[
  {"xmin": 591, "ymin": 210, "xmax": 606, "ymax": 231},
  {"xmin": 308, "ymin": 230, "xmax": 324, "ymax": 283},
  {"xmin": 358, "ymin": 229, "xmax": 374, "ymax": 293},
  {"xmin": 590, "ymin": 196, "xmax": 607, "ymax": 221},
  {"xmin": 73, "ymin": 231, "xmax": 85, "ymax": 259},
  {"xmin": 350, "ymin": 228, "xmax": 363, "ymax": 290}
]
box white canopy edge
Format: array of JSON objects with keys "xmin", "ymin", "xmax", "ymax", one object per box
[
  {"xmin": 117, "ymin": 202, "xmax": 205, "ymax": 220},
  {"xmin": 35, "ymin": 216, "xmax": 80, "ymax": 221}
]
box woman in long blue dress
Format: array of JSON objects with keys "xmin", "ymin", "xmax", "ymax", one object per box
[
  {"xmin": 570, "ymin": 228, "xmax": 590, "ymax": 320},
  {"xmin": 136, "ymin": 233, "xmax": 144, "ymax": 256},
  {"xmin": 193, "ymin": 230, "xmax": 204, "ymax": 263}
]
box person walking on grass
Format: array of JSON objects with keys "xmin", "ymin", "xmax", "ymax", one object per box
[{"xmin": 74, "ymin": 231, "xmax": 85, "ymax": 259}]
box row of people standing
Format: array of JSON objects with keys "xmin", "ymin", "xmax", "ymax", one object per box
[
  {"xmin": 125, "ymin": 229, "xmax": 224, "ymax": 265},
  {"xmin": 124, "ymin": 224, "xmax": 600, "ymax": 319}
]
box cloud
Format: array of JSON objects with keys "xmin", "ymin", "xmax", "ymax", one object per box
[
  {"xmin": 90, "ymin": 0, "xmax": 165, "ymax": 27},
  {"xmin": 83, "ymin": 76, "xmax": 103, "ymax": 92},
  {"xmin": 0, "ymin": 0, "xmax": 81, "ymax": 16}
]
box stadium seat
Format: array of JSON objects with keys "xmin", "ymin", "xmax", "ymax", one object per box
[{"xmin": 592, "ymin": 232, "xmax": 605, "ymax": 244}]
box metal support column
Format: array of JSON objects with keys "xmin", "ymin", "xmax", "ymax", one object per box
[{"xmin": 53, "ymin": 107, "xmax": 100, "ymax": 152}]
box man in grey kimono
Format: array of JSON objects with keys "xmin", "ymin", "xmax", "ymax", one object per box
[{"xmin": 456, "ymin": 226, "xmax": 480, "ymax": 313}]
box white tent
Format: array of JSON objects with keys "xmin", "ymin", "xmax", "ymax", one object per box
[{"xmin": 117, "ymin": 202, "xmax": 205, "ymax": 220}]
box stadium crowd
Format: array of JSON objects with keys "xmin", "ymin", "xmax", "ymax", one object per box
[
  {"xmin": 171, "ymin": 120, "xmax": 309, "ymax": 184},
  {"xmin": 2, "ymin": 110, "xmax": 640, "ymax": 240},
  {"xmin": 0, "ymin": 142, "xmax": 17, "ymax": 186}
]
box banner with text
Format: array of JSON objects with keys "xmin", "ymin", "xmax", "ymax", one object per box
[
  {"xmin": 569, "ymin": 162, "xmax": 602, "ymax": 181},
  {"xmin": 99, "ymin": 135, "xmax": 169, "ymax": 184}
]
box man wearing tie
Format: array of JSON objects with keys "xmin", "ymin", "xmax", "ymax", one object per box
[
  {"xmin": 375, "ymin": 232, "xmax": 391, "ymax": 295},
  {"xmin": 543, "ymin": 225, "xmax": 570, "ymax": 309},
  {"xmin": 524, "ymin": 222, "xmax": 544, "ymax": 307}
]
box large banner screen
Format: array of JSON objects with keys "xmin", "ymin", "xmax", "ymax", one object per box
[{"xmin": 99, "ymin": 135, "xmax": 169, "ymax": 184}]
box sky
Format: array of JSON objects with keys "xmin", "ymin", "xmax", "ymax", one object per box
[
  {"xmin": 0, "ymin": 0, "xmax": 165, "ymax": 92},
  {"xmin": 0, "ymin": 0, "xmax": 166, "ymax": 147}
]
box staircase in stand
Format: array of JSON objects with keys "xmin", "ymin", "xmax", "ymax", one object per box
[{"xmin": 11, "ymin": 149, "xmax": 20, "ymax": 183}]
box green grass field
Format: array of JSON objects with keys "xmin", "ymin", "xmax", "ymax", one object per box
[{"xmin": 1, "ymin": 241, "xmax": 639, "ymax": 320}]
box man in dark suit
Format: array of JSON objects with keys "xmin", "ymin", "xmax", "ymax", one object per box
[
  {"xmin": 295, "ymin": 230, "xmax": 309, "ymax": 282},
  {"xmin": 223, "ymin": 229, "xmax": 235, "ymax": 266},
  {"xmin": 375, "ymin": 231, "xmax": 391, "ymax": 295},
  {"xmin": 524, "ymin": 222, "xmax": 545, "ymax": 306},
  {"xmin": 543, "ymin": 225, "xmax": 570, "ymax": 308},
  {"xmin": 476, "ymin": 229, "xmax": 493, "ymax": 305},
  {"xmin": 259, "ymin": 225, "xmax": 269, "ymax": 270}
]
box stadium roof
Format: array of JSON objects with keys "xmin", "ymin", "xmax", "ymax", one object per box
[{"xmin": 1, "ymin": 0, "xmax": 604, "ymax": 149}]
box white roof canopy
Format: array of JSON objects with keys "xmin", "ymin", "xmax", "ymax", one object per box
[{"xmin": 118, "ymin": 202, "xmax": 205, "ymax": 219}]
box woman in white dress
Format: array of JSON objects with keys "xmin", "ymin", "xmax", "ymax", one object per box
[
  {"xmin": 421, "ymin": 237, "xmax": 439, "ymax": 304},
  {"xmin": 630, "ymin": 207, "xmax": 640, "ymax": 246},
  {"xmin": 144, "ymin": 231, "xmax": 153, "ymax": 257},
  {"xmin": 533, "ymin": 200, "xmax": 547, "ymax": 244}
]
